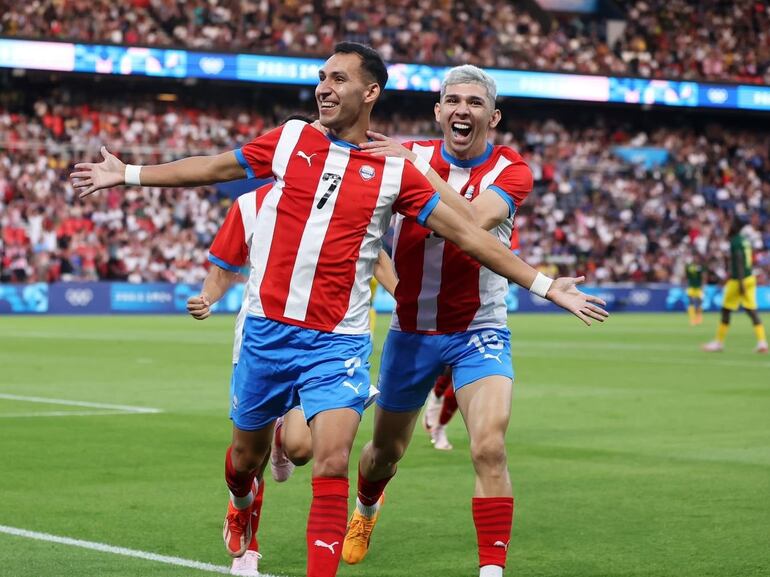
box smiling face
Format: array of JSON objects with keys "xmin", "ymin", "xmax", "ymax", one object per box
[
  {"xmin": 315, "ymin": 52, "xmax": 380, "ymax": 135},
  {"xmin": 435, "ymin": 83, "xmax": 501, "ymax": 160}
]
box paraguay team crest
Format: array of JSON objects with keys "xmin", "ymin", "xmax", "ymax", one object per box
[{"xmin": 359, "ymin": 165, "xmax": 375, "ymax": 180}]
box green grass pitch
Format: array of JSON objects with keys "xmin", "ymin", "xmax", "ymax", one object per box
[{"xmin": 1, "ymin": 313, "xmax": 768, "ymax": 577}]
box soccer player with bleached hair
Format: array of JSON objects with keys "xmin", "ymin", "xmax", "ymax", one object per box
[
  {"xmin": 71, "ymin": 45, "xmax": 606, "ymax": 577},
  {"xmin": 341, "ymin": 64, "xmax": 566, "ymax": 577}
]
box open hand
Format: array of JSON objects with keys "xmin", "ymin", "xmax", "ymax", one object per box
[
  {"xmin": 70, "ymin": 146, "xmax": 125, "ymax": 198},
  {"xmin": 187, "ymin": 294, "xmax": 212, "ymax": 320},
  {"xmin": 546, "ymin": 276, "xmax": 609, "ymax": 326}
]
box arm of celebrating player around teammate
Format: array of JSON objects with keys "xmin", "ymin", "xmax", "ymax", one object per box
[
  {"xmin": 374, "ymin": 250, "xmax": 398, "ymax": 297},
  {"xmin": 70, "ymin": 146, "xmax": 247, "ymax": 198},
  {"xmin": 423, "ymin": 201, "xmax": 608, "ymax": 326},
  {"xmin": 359, "ymin": 130, "xmax": 477, "ymax": 225},
  {"xmin": 187, "ymin": 266, "xmax": 242, "ymax": 320}
]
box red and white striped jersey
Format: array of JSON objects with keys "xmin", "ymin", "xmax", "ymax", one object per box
[
  {"xmin": 391, "ymin": 140, "xmax": 533, "ymax": 334},
  {"xmin": 208, "ymin": 185, "xmax": 271, "ymax": 363},
  {"xmin": 234, "ymin": 120, "xmax": 438, "ymax": 334}
]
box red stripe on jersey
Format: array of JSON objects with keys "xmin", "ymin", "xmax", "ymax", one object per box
[
  {"xmin": 259, "ymin": 145, "xmax": 332, "ymax": 320},
  {"xmin": 303, "ymin": 155, "xmax": 385, "ymax": 329},
  {"xmin": 209, "ymin": 198, "xmax": 247, "ymax": 268},
  {"xmin": 393, "ymin": 139, "xmax": 532, "ymax": 333}
]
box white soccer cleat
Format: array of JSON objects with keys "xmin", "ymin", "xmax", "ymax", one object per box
[
  {"xmin": 430, "ymin": 424, "xmax": 453, "ymax": 450},
  {"xmin": 422, "ymin": 391, "xmax": 441, "ymax": 432},
  {"xmin": 755, "ymin": 341, "xmax": 769, "ymax": 354},
  {"xmin": 270, "ymin": 417, "xmax": 295, "ymax": 483},
  {"xmin": 230, "ymin": 550, "xmax": 261, "ymax": 576},
  {"xmin": 702, "ymin": 341, "xmax": 724, "ymax": 353}
]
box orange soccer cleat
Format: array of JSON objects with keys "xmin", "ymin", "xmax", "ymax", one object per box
[
  {"xmin": 342, "ymin": 495, "xmax": 384, "ymax": 565},
  {"xmin": 223, "ymin": 500, "xmax": 253, "ymax": 558}
]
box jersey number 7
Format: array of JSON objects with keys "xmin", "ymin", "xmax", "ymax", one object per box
[{"xmin": 318, "ymin": 173, "xmax": 342, "ymax": 209}]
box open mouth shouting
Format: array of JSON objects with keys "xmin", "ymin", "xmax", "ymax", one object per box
[{"xmin": 450, "ymin": 120, "xmax": 474, "ymax": 144}]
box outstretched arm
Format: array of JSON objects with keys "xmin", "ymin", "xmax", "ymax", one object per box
[
  {"xmin": 424, "ymin": 201, "xmax": 608, "ymax": 326},
  {"xmin": 71, "ymin": 146, "xmax": 246, "ymax": 198},
  {"xmin": 187, "ymin": 266, "xmax": 242, "ymax": 320}
]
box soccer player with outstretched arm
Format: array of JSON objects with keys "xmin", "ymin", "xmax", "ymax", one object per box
[
  {"xmin": 340, "ymin": 65, "xmax": 572, "ymax": 577},
  {"xmin": 71, "ymin": 44, "xmax": 607, "ymax": 577}
]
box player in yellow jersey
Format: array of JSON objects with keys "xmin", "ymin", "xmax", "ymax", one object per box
[
  {"xmin": 684, "ymin": 254, "xmax": 705, "ymax": 326},
  {"xmin": 703, "ymin": 219, "xmax": 768, "ymax": 353}
]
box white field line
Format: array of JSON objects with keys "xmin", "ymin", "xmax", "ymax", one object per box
[
  {"xmin": 0, "ymin": 524, "xmax": 287, "ymax": 576},
  {"xmin": 0, "ymin": 394, "xmax": 163, "ymax": 418}
]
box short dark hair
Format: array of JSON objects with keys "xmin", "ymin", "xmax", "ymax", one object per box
[
  {"xmin": 333, "ymin": 42, "xmax": 388, "ymax": 91},
  {"xmin": 281, "ymin": 113, "xmax": 315, "ymax": 124}
]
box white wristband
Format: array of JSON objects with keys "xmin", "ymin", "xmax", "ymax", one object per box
[
  {"xmin": 124, "ymin": 164, "xmax": 142, "ymax": 186},
  {"xmin": 412, "ymin": 156, "xmax": 431, "ymax": 176},
  {"xmin": 529, "ymin": 272, "xmax": 553, "ymax": 299}
]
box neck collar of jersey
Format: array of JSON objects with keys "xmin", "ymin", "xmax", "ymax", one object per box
[
  {"xmin": 440, "ymin": 142, "xmax": 493, "ymax": 168},
  {"xmin": 327, "ymin": 132, "xmax": 361, "ymax": 150}
]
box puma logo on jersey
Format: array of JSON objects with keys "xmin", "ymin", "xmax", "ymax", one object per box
[
  {"xmin": 343, "ymin": 381, "xmax": 363, "ymax": 394},
  {"xmin": 297, "ymin": 151, "xmax": 317, "ymax": 166},
  {"xmin": 484, "ymin": 352, "xmax": 503, "ymax": 363},
  {"xmin": 493, "ymin": 540, "xmax": 510, "ymax": 551},
  {"xmin": 314, "ymin": 540, "xmax": 339, "ymax": 554}
]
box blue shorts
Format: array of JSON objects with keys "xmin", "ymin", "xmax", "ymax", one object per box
[
  {"xmin": 230, "ymin": 316, "xmax": 372, "ymax": 430},
  {"xmin": 377, "ymin": 327, "xmax": 513, "ymax": 412}
]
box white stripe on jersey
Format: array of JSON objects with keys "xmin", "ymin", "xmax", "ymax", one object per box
[
  {"xmin": 238, "ymin": 192, "xmax": 257, "ymax": 249},
  {"xmin": 414, "ymin": 163, "xmax": 471, "ymax": 331},
  {"xmin": 247, "ymin": 120, "xmax": 305, "ymax": 318},
  {"xmin": 283, "ymin": 143, "xmax": 352, "ymax": 321},
  {"xmin": 479, "ymin": 156, "xmax": 513, "ymax": 196},
  {"xmin": 472, "ymin": 155, "xmax": 515, "ymax": 328},
  {"xmin": 336, "ymin": 156, "xmax": 404, "ymax": 333},
  {"xmin": 389, "ymin": 212, "xmax": 405, "ymax": 331},
  {"xmin": 232, "ymin": 191, "xmax": 257, "ymax": 364}
]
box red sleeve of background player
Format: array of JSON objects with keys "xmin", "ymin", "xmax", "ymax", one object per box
[
  {"xmin": 233, "ymin": 123, "xmax": 286, "ymax": 180},
  {"xmin": 486, "ymin": 159, "xmax": 533, "ymax": 217},
  {"xmin": 208, "ymin": 201, "xmax": 248, "ymax": 272},
  {"xmin": 392, "ymin": 160, "xmax": 440, "ymax": 225}
]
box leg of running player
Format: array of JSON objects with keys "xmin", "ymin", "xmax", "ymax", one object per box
[
  {"xmin": 704, "ymin": 307, "xmax": 732, "ymax": 351},
  {"xmin": 343, "ymin": 407, "xmax": 422, "ymax": 564},
  {"xmin": 271, "ymin": 407, "xmax": 311, "ymax": 482},
  {"xmin": 432, "ymin": 384, "xmax": 458, "ymax": 450},
  {"xmin": 231, "ymin": 452, "xmax": 269, "ymax": 576},
  {"xmin": 746, "ymin": 308, "xmax": 768, "ymax": 352},
  {"xmin": 283, "ymin": 407, "xmax": 313, "ymax": 465},
  {"xmin": 456, "ymin": 375, "xmax": 514, "ymax": 577},
  {"xmin": 306, "ymin": 408, "xmax": 362, "ymax": 577},
  {"xmin": 224, "ymin": 424, "xmax": 275, "ymax": 557}
]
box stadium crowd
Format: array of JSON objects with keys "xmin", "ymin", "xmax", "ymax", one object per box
[
  {"xmin": 2, "ymin": 0, "xmax": 769, "ymax": 84},
  {"xmin": 1, "ymin": 99, "xmax": 768, "ymax": 286}
]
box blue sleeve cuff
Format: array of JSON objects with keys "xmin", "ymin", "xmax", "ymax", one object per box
[
  {"xmin": 487, "ymin": 185, "xmax": 516, "ymax": 218},
  {"xmin": 208, "ymin": 253, "xmax": 241, "ymax": 273},
  {"xmin": 416, "ymin": 192, "xmax": 441, "ymax": 227},
  {"xmin": 233, "ymin": 148, "xmax": 255, "ymax": 179}
]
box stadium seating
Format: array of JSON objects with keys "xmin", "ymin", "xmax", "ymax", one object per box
[
  {"xmin": 1, "ymin": 100, "xmax": 768, "ymax": 285},
  {"xmin": 2, "ymin": 0, "xmax": 768, "ymax": 84}
]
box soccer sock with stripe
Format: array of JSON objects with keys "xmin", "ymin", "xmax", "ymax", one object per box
[
  {"xmin": 225, "ymin": 445, "xmax": 256, "ymax": 509},
  {"xmin": 473, "ymin": 497, "xmax": 514, "ymax": 572},
  {"xmin": 754, "ymin": 323, "xmax": 767, "ymax": 343},
  {"xmin": 307, "ymin": 477, "xmax": 348, "ymax": 577},
  {"xmin": 356, "ymin": 467, "xmax": 393, "ymax": 517}
]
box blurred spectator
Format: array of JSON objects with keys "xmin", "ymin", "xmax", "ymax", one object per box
[
  {"xmin": 1, "ymin": 96, "xmax": 767, "ymax": 285},
  {"xmin": 2, "ymin": 0, "xmax": 768, "ymax": 84}
]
